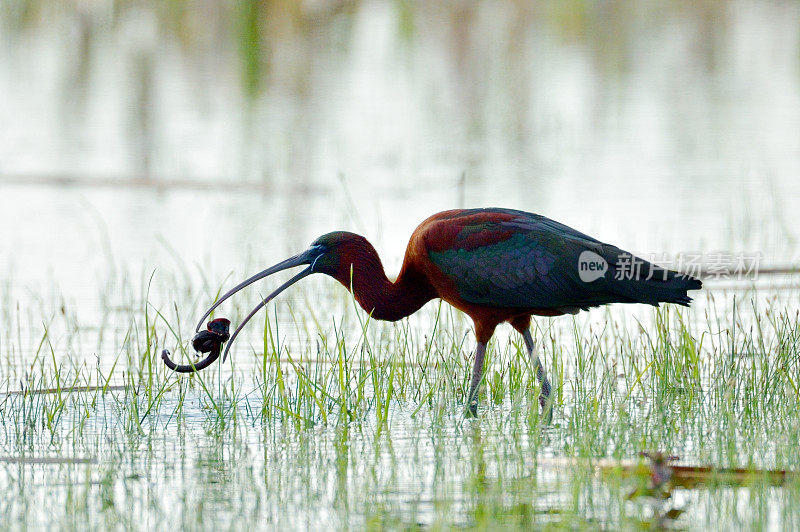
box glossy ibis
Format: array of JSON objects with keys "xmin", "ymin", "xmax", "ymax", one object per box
[{"xmin": 193, "ymin": 208, "xmax": 702, "ymax": 415}]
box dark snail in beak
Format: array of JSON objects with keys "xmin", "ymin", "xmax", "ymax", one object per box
[{"xmin": 162, "ymin": 318, "xmax": 231, "ymax": 373}]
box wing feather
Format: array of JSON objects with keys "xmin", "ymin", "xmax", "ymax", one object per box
[{"xmin": 426, "ymin": 209, "xmax": 697, "ymax": 310}]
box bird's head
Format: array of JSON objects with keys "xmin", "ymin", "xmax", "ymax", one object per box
[
  {"xmin": 195, "ymin": 231, "xmax": 371, "ymax": 362},
  {"xmin": 308, "ymin": 231, "xmax": 378, "ymax": 279}
]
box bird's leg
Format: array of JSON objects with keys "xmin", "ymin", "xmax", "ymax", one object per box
[
  {"xmin": 466, "ymin": 341, "xmax": 487, "ymax": 417},
  {"xmin": 522, "ymin": 329, "xmax": 552, "ymax": 411}
]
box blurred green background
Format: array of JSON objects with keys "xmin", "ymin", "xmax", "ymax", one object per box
[{"xmin": 1, "ymin": 0, "xmax": 798, "ymax": 300}]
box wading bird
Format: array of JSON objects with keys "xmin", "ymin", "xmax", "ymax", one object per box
[{"xmin": 191, "ymin": 208, "xmax": 701, "ymax": 415}]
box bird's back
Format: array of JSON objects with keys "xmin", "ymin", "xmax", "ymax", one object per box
[{"xmin": 414, "ymin": 208, "xmax": 702, "ymax": 313}]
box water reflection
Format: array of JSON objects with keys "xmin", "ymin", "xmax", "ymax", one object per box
[{"xmin": 2, "ymin": 1, "xmax": 798, "ymax": 284}]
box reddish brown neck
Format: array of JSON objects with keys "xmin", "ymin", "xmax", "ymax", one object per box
[{"xmin": 331, "ymin": 247, "xmax": 434, "ymax": 322}]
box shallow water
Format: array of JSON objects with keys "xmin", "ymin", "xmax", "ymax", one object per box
[{"xmin": 2, "ymin": 1, "xmax": 800, "ymax": 529}]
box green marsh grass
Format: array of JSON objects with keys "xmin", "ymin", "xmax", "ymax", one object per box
[{"xmin": 0, "ymin": 271, "xmax": 799, "ymax": 529}]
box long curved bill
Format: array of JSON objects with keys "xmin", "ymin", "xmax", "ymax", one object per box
[
  {"xmin": 221, "ymin": 267, "xmax": 312, "ymax": 362},
  {"xmin": 195, "ymin": 245, "xmax": 322, "ymax": 362}
]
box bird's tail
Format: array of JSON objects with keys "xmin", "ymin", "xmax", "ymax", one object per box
[{"xmin": 606, "ymin": 253, "xmax": 703, "ymax": 307}]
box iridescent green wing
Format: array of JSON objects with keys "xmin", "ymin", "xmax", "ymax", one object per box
[{"xmin": 427, "ymin": 209, "xmax": 698, "ymax": 309}]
